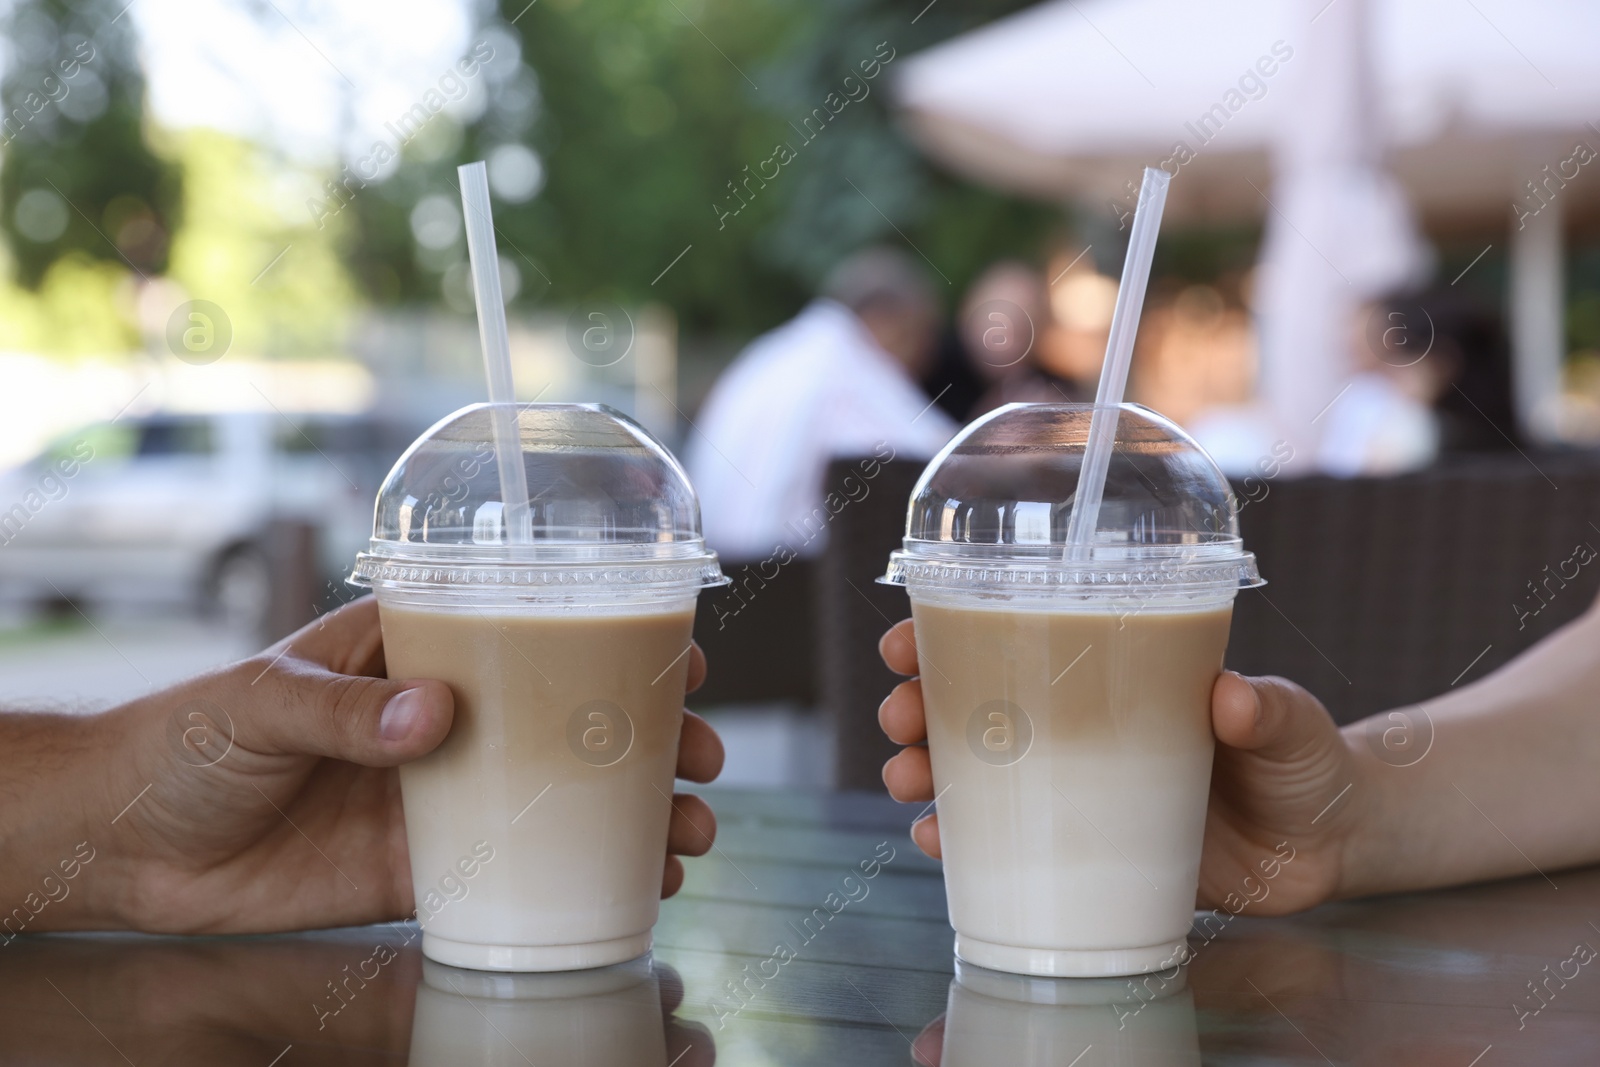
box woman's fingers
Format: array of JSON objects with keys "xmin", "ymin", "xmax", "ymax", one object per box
[
  {"xmin": 879, "ymin": 619, "xmax": 918, "ymax": 676},
  {"xmin": 879, "ymin": 679, "xmax": 928, "ymax": 745},
  {"xmin": 877, "ymin": 619, "xmax": 943, "ymax": 862},
  {"xmin": 1211, "ymin": 670, "xmax": 1260, "ymax": 748},
  {"xmin": 676, "ymin": 711, "xmax": 725, "ymax": 784},
  {"xmin": 912, "ymin": 1014, "xmax": 947, "ymax": 1067},
  {"xmin": 1212, "ymin": 671, "xmax": 1337, "ymax": 762},
  {"xmin": 666, "ymin": 792, "xmax": 717, "ymax": 857},
  {"xmin": 883, "ymin": 745, "xmax": 934, "ymax": 803}
]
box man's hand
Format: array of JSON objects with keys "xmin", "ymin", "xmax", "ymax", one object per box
[
  {"xmin": 876, "ymin": 618, "xmax": 1365, "ymax": 916},
  {"xmin": 17, "ymin": 597, "xmax": 722, "ymax": 934}
]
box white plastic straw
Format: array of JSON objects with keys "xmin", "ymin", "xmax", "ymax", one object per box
[
  {"xmin": 1063, "ymin": 167, "xmax": 1172, "ymax": 560},
  {"xmin": 458, "ymin": 161, "xmax": 531, "ymax": 544}
]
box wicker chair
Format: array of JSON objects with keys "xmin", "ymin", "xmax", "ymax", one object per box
[
  {"xmin": 1227, "ymin": 455, "xmax": 1600, "ymax": 721},
  {"xmin": 690, "ymin": 557, "xmax": 818, "ymax": 709},
  {"xmin": 818, "ymin": 454, "xmax": 1600, "ymax": 791}
]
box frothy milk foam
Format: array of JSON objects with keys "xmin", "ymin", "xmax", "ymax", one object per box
[
  {"xmin": 381, "ymin": 602, "xmax": 696, "ymax": 971},
  {"xmin": 911, "ymin": 599, "xmax": 1232, "ymax": 976}
]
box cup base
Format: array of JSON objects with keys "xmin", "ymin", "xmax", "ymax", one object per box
[
  {"xmin": 421, "ymin": 930, "xmax": 654, "ymax": 973},
  {"xmin": 955, "ymin": 933, "xmax": 1188, "ymax": 978}
]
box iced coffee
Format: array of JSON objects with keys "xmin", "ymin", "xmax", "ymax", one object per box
[
  {"xmin": 352, "ymin": 403, "xmax": 725, "ymax": 971},
  {"xmin": 883, "ymin": 403, "xmax": 1261, "ymax": 977}
]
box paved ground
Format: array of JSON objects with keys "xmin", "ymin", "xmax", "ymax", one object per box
[
  {"xmin": 0, "ymin": 612, "xmax": 254, "ymax": 712},
  {"xmin": 0, "ymin": 610, "xmax": 832, "ymax": 788}
]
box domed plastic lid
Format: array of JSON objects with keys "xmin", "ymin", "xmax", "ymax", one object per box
[
  {"xmin": 351, "ymin": 403, "xmax": 724, "ymax": 591},
  {"xmin": 883, "ymin": 403, "xmax": 1261, "ymax": 594}
]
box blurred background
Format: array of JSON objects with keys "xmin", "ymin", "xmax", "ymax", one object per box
[{"xmin": 0, "ymin": 0, "xmax": 1597, "ymax": 790}]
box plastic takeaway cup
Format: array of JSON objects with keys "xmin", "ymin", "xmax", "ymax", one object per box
[
  {"xmin": 882, "ymin": 403, "xmax": 1262, "ymax": 977},
  {"xmin": 351, "ymin": 403, "xmax": 725, "ymax": 972}
]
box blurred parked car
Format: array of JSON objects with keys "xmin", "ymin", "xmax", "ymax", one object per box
[{"xmin": 0, "ymin": 410, "xmax": 413, "ymax": 631}]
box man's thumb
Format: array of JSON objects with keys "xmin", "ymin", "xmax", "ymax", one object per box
[{"xmin": 239, "ymin": 660, "xmax": 454, "ymax": 766}]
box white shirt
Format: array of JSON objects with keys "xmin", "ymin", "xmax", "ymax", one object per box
[
  {"xmin": 1316, "ymin": 372, "xmax": 1439, "ymax": 476},
  {"xmin": 687, "ymin": 300, "xmax": 958, "ymax": 561}
]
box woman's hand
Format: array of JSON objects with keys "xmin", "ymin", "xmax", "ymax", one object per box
[{"xmin": 876, "ymin": 617, "xmax": 1366, "ymax": 916}]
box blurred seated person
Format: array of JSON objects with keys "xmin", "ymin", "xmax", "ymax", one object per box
[
  {"xmin": 917, "ymin": 329, "xmax": 987, "ymax": 424},
  {"xmin": 1130, "ymin": 283, "xmax": 1257, "ymax": 429},
  {"xmin": 1317, "ymin": 295, "xmax": 1455, "ymax": 476},
  {"xmin": 687, "ymin": 247, "xmax": 957, "ymax": 563},
  {"xmin": 1418, "ymin": 288, "xmax": 1521, "ymax": 454},
  {"xmin": 957, "ymin": 260, "xmax": 1056, "ymax": 414},
  {"xmin": 964, "ymin": 250, "xmax": 1118, "ymax": 416},
  {"xmin": 1191, "ymin": 292, "xmax": 1454, "ymax": 477}
]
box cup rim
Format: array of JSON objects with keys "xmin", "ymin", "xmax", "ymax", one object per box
[
  {"xmin": 350, "ymin": 540, "xmax": 728, "ymax": 591},
  {"xmin": 882, "ymin": 545, "xmax": 1262, "ymax": 594}
]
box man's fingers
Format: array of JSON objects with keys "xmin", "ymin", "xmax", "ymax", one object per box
[
  {"xmin": 662, "ymin": 855, "xmax": 685, "ymax": 898},
  {"xmin": 686, "ymin": 643, "xmax": 707, "ymax": 695},
  {"xmin": 664, "ymin": 1020, "xmax": 716, "ymax": 1067},
  {"xmin": 676, "ymin": 711, "xmax": 724, "ymax": 784},
  {"xmin": 667, "ymin": 792, "xmax": 717, "ymax": 857},
  {"xmin": 879, "ymin": 619, "xmax": 918, "ymax": 676},
  {"xmin": 277, "ymin": 596, "xmax": 386, "ymax": 677},
  {"xmin": 879, "ymin": 679, "xmax": 927, "ymax": 745},
  {"xmin": 883, "ymin": 746, "xmax": 934, "ymax": 802},
  {"xmin": 911, "ymin": 814, "xmax": 942, "ymax": 859},
  {"xmin": 230, "ymin": 653, "xmax": 454, "ymax": 766},
  {"xmin": 657, "ymin": 962, "xmax": 685, "ymax": 1015},
  {"xmin": 1212, "ymin": 671, "xmax": 1336, "ymax": 763}
]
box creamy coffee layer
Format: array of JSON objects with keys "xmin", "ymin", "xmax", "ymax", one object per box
[
  {"xmin": 381, "ymin": 605, "xmax": 695, "ymax": 954},
  {"xmin": 912, "ymin": 602, "xmax": 1233, "ymax": 955}
]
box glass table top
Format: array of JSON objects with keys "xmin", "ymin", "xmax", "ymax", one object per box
[{"xmin": 4, "ymin": 787, "xmax": 1598, "ymax": 1065}]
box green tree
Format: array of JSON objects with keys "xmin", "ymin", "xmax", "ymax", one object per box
[
  {"xmin": 162, "ymin": 129, "xmax": 356, "ymax": 360},
  {"xmin": 749, "ymin": 0, "xmax": 1056, "ymax": 294},
  {"xmin": 339, "ymin": 0, "xmax": 1055, "ymax": 337},
  {"xmin": 0, "ymin": 0, "xmax": 181, "ymax": 287}
]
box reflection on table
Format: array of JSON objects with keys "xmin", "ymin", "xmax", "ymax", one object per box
[
  {"xmin": 410, "ymin": 955, "xmax": 710, "ymax": 1067},
  {"xmin": 0, "ymin": 929, "xmax": 709, "ymax": 1067},
  {"xmin": 3, "ymin": 789, "xmax": 1600, "ymax": 1065},
  {"xmin": 925, "ymin": 960, "xmax": 1199, "ymax": 1066}
]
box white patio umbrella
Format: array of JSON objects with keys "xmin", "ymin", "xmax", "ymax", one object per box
[
  {"xmin": 1255, "ymin": 0, "xmax": 1430, "ymax": 463},
  {"xmin": 894, "ymin": 0, "xmax": 1600, "ymax": 446}
]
